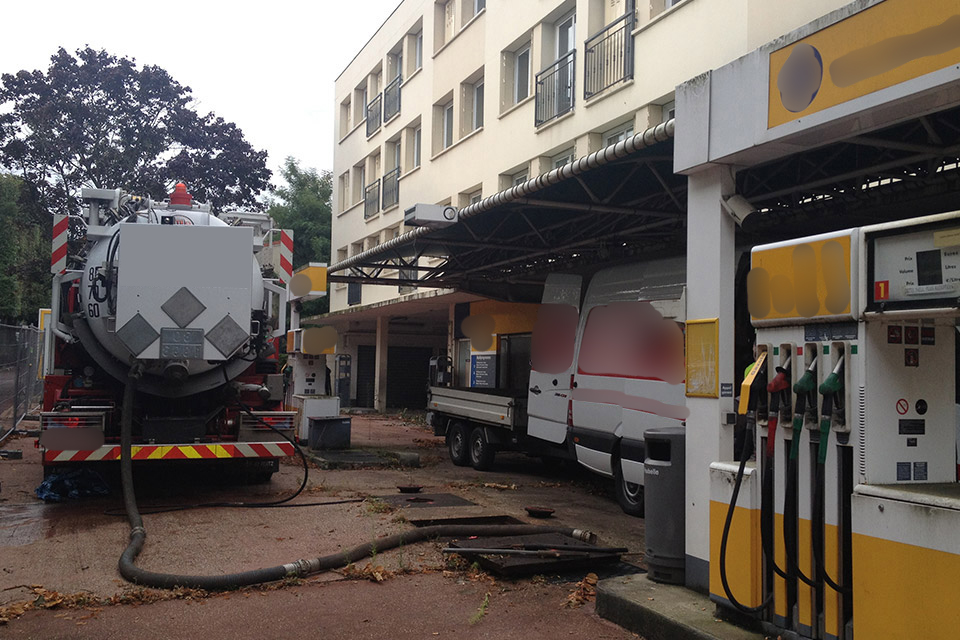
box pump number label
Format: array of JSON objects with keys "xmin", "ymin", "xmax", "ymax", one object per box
[{"xmin": 874, "ymin": 280, "xmax": 890, "ymax": 301}]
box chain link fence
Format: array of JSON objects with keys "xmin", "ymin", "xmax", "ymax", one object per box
[{"xmin": 0, "ymin": 324, "xmax": 44, "ymax": 433}]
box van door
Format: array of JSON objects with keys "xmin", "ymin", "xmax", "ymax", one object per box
[{"xmin": 527, "ymin": 274, "xmax": 582, "ymax": 444}]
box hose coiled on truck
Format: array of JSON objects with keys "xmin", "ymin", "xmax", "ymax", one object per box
[{"xmin": 118, "ymin": 366, "xmax": 597, "ymax": 590}]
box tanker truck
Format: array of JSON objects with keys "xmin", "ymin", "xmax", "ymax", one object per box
[{"xmin": 40, "ymin": 184, "xmax": 295, "ymax": 480}]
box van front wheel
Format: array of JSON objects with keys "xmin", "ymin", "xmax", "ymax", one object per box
[
  {"xmin": 614, "ymin": 457, "xmax": 645, "ymax": 517},
  {"xmin": 448, "ymin": 422, "xmax": 470, "ymax": 466}
]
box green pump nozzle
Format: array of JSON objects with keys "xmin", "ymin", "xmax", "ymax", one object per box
[
  {"xmin": 816, "ymin": 356, "xmax": 845, "ymax": 464},
  {"xmin": 790, "ymin": 355, "xmax": 819, "ymax": 460}
]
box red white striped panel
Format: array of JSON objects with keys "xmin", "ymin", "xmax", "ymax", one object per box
[
  {"xmin": 278, "ymin": 229, "xmax": 294, "ymax": 284},
  {"xmin": 51, "ymin": 215, "xmax": 68, "ymax": 274}
]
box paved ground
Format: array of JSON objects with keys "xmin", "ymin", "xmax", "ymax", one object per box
[{"xmin": 0, "ymin": 413, "xmax": 646, "ymax": 638}]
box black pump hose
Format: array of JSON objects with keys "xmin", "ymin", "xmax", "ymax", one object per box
[
  {"xmin": 718, "ymin": 419, "xmax": 772, "ymax": 615},
  {"xmin": 118, "ymin": 368, "xmax": 597, "ymax": 590}
]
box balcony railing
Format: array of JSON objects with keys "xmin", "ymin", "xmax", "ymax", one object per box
[
  {"xmin": 364, "ymin": 179, "xmax": 381, "ymax": 218},
  {"xmin": 535, "ymin": 50, "xmax": 576, "ymax": 127},
  {"xmin": 584, "ymin": 12, "xmax": 634, "ymax": 99},
  {"xmin": 382, "ymin": 167, "xmax": 400, "ymax": 210},
  {"xmin": 383, "ymin": 75, "xmax": 402, "ymax": 122},
  {"xmin": 365, "ymin": 94, "xmax": 382, "ymax": 136}
]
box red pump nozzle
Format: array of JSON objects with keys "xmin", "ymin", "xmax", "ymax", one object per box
[
  {"xmin": 169, "ymin": 182, "xmax": 192, "ymax": 206},
  {"xmin": 765, "ymin": 366, "xmax": 791, "ymax": 458},
  {"xmin": 767, "ymin": 367, "xmax": 790, "ymax": 394}
]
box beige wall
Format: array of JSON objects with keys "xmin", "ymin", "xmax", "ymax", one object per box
[{"xmin": 331, "ymin": 0, "xmax": 850, "ymax": 312}]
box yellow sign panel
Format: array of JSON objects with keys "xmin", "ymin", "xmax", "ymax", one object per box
[
  {"xmin": 768, "ymin": 0, "xmax": 960, "ymax": 128},
  {"xmin": 750, "ymin": 233, "xmax": 853, "ymax": 323},
  {"xmin": 290, "ymin": 264, "xmax": 328, "ymax": 298},
  {"xmin": 685, "ymin": 318, "xmax": 719, "ymax": 398}
]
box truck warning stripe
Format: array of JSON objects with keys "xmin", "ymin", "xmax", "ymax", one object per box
[
  {"xmin": 278, "ymin": 230, "xmax": 294, "ymax": 284},
  {"xmin": 51, "ymin": 214, "xmax": 69, "ymax": 274},
  {"xmin": 44, "ymin": 442, "xmax": 295, "ymax": 464}
]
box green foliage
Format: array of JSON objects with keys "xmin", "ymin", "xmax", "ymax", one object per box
[
  {"xmin": 0, "ymin": 174, "xmax": 48, "ymax": 323},
  {"xmin": 267, "ymin": 157, "xmax": 332, "ymax": 316},
  {"xmin": 0, "ymin": 47, "xmax": 271, "ymax": 215}
]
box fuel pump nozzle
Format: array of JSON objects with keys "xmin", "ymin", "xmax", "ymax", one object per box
[
  {"xmin": 817, "ymin": 356, "xmax": 845, "ymax": 465},
  {"xmin": 790, "ymin": 355, "xmax": 819, "ymax": 461},
  {"xmin": 765, "ymin": 357, "xmax": 792, "ymax": 458}
]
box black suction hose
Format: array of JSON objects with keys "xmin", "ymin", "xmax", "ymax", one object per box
[
  {"xmin": 719, "ymin": 366, "xmax": 771, "ymax": 615},
  {"xmin": 118, "ymin": 367, "xmax": 598, "ymax": 590}
]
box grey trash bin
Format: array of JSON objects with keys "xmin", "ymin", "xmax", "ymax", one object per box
[
  {"xmin": 643, "ymin": 426, "xmax": 685, "ymax": 585},
  {"xmin": 309, "ymin": 417, "xmax": 352, "ymax": 450}
]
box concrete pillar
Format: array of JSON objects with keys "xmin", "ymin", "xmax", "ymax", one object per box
[
  {"xmin": 684, "ymin": 163, "xmax": 737, "ymax": 592},
  {"xmin": 374, "ymin": 315, "xmax": 389, "ymax": 412},
  {"xmin": 634, "ymin": 103, "xmax": 663, "ymax": 132}
]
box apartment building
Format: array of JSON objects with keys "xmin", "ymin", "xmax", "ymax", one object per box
[{"xmin": 327, "ymin": 0, "xmax": 846, "ymax": 410}]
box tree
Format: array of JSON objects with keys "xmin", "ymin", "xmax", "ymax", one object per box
[
  {"xmin": 0, "ymin": 47, "xmax": 271, "ymax": 215},
  {"xmin": 0, "ymin": 174, "xmax": 49, "ymax": 323},
  {"xmin": 267, "ymin": 157, "xmax": 332, "ymax": 316}
]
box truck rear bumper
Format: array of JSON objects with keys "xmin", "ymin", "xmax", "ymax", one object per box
[{"xmin": 43, "ymin": 441, "xmax": 296, "ymax": 465}]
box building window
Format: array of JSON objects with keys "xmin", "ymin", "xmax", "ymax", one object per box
[
  {"xmin": 353, "ymin": 86, "xmax": 366, "ymax": 124},
  {"xmin": 553, "ymin": 148, "xmax": 575, "ymax": 169},
  {"xmin": 661, "ymin": 100, "xmax": 676, "ymax": 122},
  {"xmin": 473, "ymin": 81, "xmax": 484, "ymax": 130},
  {"xmin": 352, "ymin": 165, "xmax": 366, "ymax": 205},
  {"xmin": 443, "ymin": 102, "xmax": 454, "ymax": 149},
  {"xmin": 515, "ymin": 46, "xmax": 530, "ymax": 103},
  {"xmin": 512, "ymin": 170, "xmax": 528, "ymax": 186},
  {"xmin": 604, "ymin": 123, "xmax": 634, "ymax": 146},
  {"xmin": 468, "ymin": 190, "xmax": 482, "ymax": 204},
  {"xmin": 415, "ymin": 31, "xmax": 423, "ymax": 69},
  {"xmin": 473, "ymin": 0, "xmax": 485, "ymax": 17},
  {"xmin": 414, "ymin": 126, "xmax": 422, "ymax": 167},
  {"xmin": 338, "ymin": 172, "xmax": 350, "ymax": 212},
  {"xmin": 339, "ymin": 97, "xmax": 352, "ymax": 138}
]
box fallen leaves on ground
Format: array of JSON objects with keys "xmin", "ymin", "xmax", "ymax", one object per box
[
  {"xmin": 562, "ymin": 573, "xmax": 598, "ymax": 608},
  {"xmin": 481, "ymin": 482, "xmax": 517, "ymax": 490},
  {"xmin": 340, "ymin": 563, "xmax": 395, "ymax": 583},
  {"xmin": 0, "ymin": 586, "xmax": 100, "ymax": 625}
]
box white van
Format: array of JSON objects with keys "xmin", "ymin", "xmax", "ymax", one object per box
[{"xmin": 428, "ymin": 257, "xmax": 687, "ymax": 516}]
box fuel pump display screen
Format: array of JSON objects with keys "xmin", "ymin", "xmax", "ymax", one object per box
[
  {"xmin": 916, "ymin": 249, "xmax": 943, "ymax": 286},
  {"xmin": 867, "ymin": 220, "xmax": 960, "ymax": 311}
]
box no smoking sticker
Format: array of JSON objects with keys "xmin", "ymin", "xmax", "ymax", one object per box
[{"xmin": 896, "ymin": 399, "xmax": 909, "ymax": 415}]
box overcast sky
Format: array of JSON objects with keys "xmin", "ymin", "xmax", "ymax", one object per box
[{"xmin": 1, "ymin": 0, "xmax": 401, "ymax": 187}]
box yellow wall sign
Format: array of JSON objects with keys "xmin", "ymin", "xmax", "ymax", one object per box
[
  {"xmin": 750, "ymin": 233, "xmax": 853, "ymax": 323},
  {"xmin": 768, "ymin": 0, "xmax": 960, "ymax": 128},
  {"xmin": 685, "ymin": 318, "xmax": 719, "ymax": 398}
]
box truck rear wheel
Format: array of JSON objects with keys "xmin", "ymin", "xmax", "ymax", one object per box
[
  {"xmin": 614, "ymin": 456, "xmax": 644, "ymax": 517},
  {"xmin": 448, "ymin": 422, "xmax": 470, "ymax": 466},
  {"xmin": 469, "ymin": 426, "xmax": 495, "ymax": 471}
]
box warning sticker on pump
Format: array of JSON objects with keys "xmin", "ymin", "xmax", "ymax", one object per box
[
  {"xmin": 904, "ymin": 349, "xmax": 919, "ymax": 367},
  {"xmin": 897, "ymin": 462, "xmax": 912, "ymax": 481},
  {"xmin": 896, "ymin": 399, "xmax": 909, "ymax": 415},
  {"xmin": 898, "ymin": 419, "xmax": 925, "ymax": 435},
  {"xmin": 913, "ymin": 462, "xmax": 928, "ymax": 481}
]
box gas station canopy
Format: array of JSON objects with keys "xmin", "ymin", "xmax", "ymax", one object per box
[{"xmin": 328, "ymin": 102, "xmax": 960, "ymax": 302}]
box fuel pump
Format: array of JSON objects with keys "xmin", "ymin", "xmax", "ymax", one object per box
[{"xmin": 713, "ymin": 228, "xmax": 860, "ymax": 640}]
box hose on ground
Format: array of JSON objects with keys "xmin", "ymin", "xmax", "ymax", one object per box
[{"xmin": 118, "ymin": 366, "xmax": 597, "ymax": 590}]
